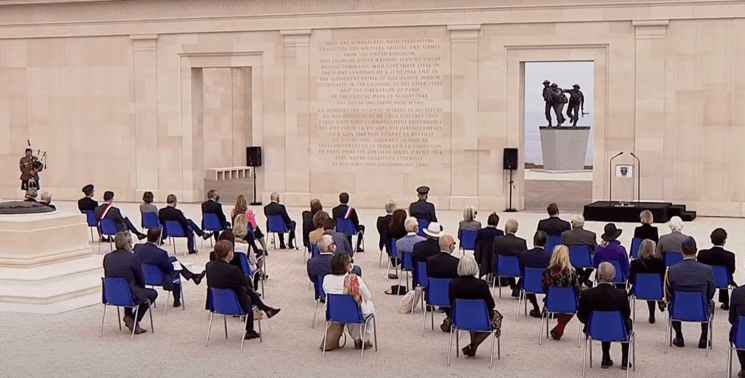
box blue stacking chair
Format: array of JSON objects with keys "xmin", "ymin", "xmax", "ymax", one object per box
[
  {"xmin": 569, "ymin": 245, "xmax": 593, "ymax": 271},
  {"xmin": 728, "ymin": 317, "xmax": 745, "ymax": 377},
  {"xmin": 81, "ymin": 210, "xmax": 98, "ymax": 242},
  {"xmin": 141, "ymin": 212, "xmax": 159, "ymax": 230},
  {"xmin": 423, "ymin": 278, "xmax": 452, "ymax": 336},
  {"xmin": 267, "ymin": 215, "xmax": 290, "ymax": 249},
  {"xmin": 335, "ymin": 218, "xmax": 364, "ymax": 252},
  {"xmin": 459, "ymin": 229, "xmax": 477, "ymax": 252},
  {"xmin": 712, "ymin": 265, "xmax": 731, "ymax": 291},
  {"xmin": 206, "ymin": 288, "xmax": 262, "ymax": 350},
  {"xmin": 163, "ymin": 220, "xmax": 188, "ymax": 256},
  {"xmin": 98, "ymin": 219, "xmax": 118, "ymax": 253},
  {"xmin": 545, "ymin": 235, "xmax": 561, "ymax": 254},
  {"xmin": 386, "ymin": 237, "xmax": 400, "ymax": 278},
  {"xmin": 201, "ymin": 213, "xmax": 223, "ymax": 248},
  {"xmin": 540, "ymin": 286, "xmax": 581, "ymax": 347},
  {"xmin": 311, "ymin": 275, "xmax": 326, "ymax": 329},
  {"xmin": 630, "ymin": 238, "xmax": 643, "ymax": 259},
  {"xmin": 582, "ymin": 311, "xmax": 635, "ymax": 378},
  {"xmin": 411, "ymin": 261, "xmax": 428, "ymax": 314},
  {"xmin": 663, "ymin": 251, "xmax": 684, "ymax": 267},
  {"xmin": 399, "ymin": 250, "xmax": 414, "ymax": 291},
  {"xmin": 100, "ymin": 277, "xmax": 154, "ymax": 340},
  {"xmin": 493, "ymin": 255, "xmax": 521, "ymax": 298},
  {"xmin": 322, "ymin": 294, "xmax": 378, "ymax": 359},
  {"xmin": 141, "ymin": 263, "xmax": 183, "ymax": 315},
  {"xmin": 417, "ymin": 219, "xmax": 429, "ymax": 237},
  {"xmin": 665, "ymin": 291, "xmax": 713, "ymax": 355},
  {"xmin": 517, "ymin": 267, "xmax": 545, "ymax": 321},
  {"xmin": 448, "ymin": 299, "xmax": 501, "ymax": 369},
  {"xmin": 235, "ymin": 251, "xmax": 264, "ymax": 298},
  {"xmin": 630, "ymin": 273, "xmax": 664, "ymax": 323}
]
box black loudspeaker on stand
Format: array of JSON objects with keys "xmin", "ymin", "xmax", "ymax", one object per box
[
  {"xmin": 503, "ymin": 148, "xmax": 518, "ymax": 212},
  {"xmin": 246, "ymin": 147, "xmax": 263, "ymax": 206}
]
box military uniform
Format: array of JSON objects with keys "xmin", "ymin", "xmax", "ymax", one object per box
[
  {"xmin": 542, "ymin": 81, "xmax": 554, "ymax": 126},
  {"xmin": 563, "ymin": 85, "xmax": 585, "ymax": 127},
  {"xmin": 409, "ymin": 186, "xmax": 437, "ymax": 223},
  {"xmin": 551, "ymin": 85, "xmax": 567, "ymax": 126},
  {"xmin": 19, "ymin": 156, "xmax": 36, "ymax": 190}
]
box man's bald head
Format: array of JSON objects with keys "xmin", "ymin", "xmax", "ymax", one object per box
[{"xmin": 438, "ymin": 235, "xmax": 455, "ymax": 254}]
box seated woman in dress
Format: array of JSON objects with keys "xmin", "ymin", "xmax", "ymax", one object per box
[
  {"xmin": 309, "ymin": 211, "xmax": 330, "ymax": 245},
  {"xmin": 593, "ymin": 223, "xmax": 629, "ymax": 284},
  {"xmin": 634, "ymin": 209, "xmax": 659, "ymax": 243},
  {"xmin": 323, "ymin": 253, "xmax": 375, "ymax": 350},
  {"xmin": 302, "ymin": 199, "xmax": 323, "ymax": 249},
  {"xmin": 449, "ymin": 255, "xmax": 502, "ymax": 357},
  {"xmin": 541, "ymin": 245, "xmax": 581, "ymax": 341},
  {"xmin": 457, "ymin": 205, "xmax": 481, "ymax": 241},
  {"xmin": 140, "ymin": 191, "xmax": 158, "ymax": 215},
  {"xmin": 231, "ymin": 195, "xmax": 268, "ymax": 253},
  {"xmin": 233, "ymin": 214, "xmax": 264, "ymax": 284},
  {"xmin": 628, "ymin": 239, "xmax": 666, "ymax": 323}
]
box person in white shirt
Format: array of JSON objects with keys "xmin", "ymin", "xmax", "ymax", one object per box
[{"xmin": 322, "ymin": 253, "xmax": 375, "ymax": 350}]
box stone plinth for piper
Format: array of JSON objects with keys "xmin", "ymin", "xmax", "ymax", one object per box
[
  {"xmin": 0, "ymin": 204, "xmax": 102, "ymax": 314},
  {"xmin": 539, "ymin": 126, "xmax": 591, "ymax": 171}
]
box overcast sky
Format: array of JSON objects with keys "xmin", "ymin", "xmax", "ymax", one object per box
[{"xmin": 524, "ymin": 62, "xmax": 594, "ymax": 166}]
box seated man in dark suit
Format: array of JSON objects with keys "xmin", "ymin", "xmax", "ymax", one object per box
[
  {"xmin": 519, "ymin": 231, "xmax": 553, "ymax": 317},
  {"xmin": 103, "ymin": 231, "xmax": 157, "ymax": 335},
  {"xmin": 697, "ymin": 228, "xmax": 736, "ymax": 310},
  {"xmin": 376, "ymin": 201, "xmax": 396, "ymax": 254},
  {"xmin": 729, "ymin": 285, "xmax": 745, "ymax": 377},
  {"xmin": 492, "ymin": 219, "xmax": 528, "ymax": 296},
  {"xmin": 134, "ymin": 228, "xmax": 206, "ymax": 307},
  {"xmin": 159, "ymin": 194, "xmax": 212, "ymax": 254},
  {"xmin": 95, "ymin": 191, "xmax": 146, "ymax": 240},
  {"xmin": 201, "ymin": 189, "xmax": 230, "ymax": 241},
  {"xmin": 264, "ymin": 192, "xmax": 297, "ymax": 249},
  {"xmin": 474, "ymin": 212, "xmax": 504, "ymax": 278},
  {"xmin": 537, "ymin": 202, "xmax": 571, "ymax": 236},
  {"xmin": 426, "ymin": 234, "xmax": 460, "ymax": 332},
  {"xmin": 561, "ymin": 214, "xmax": 598, "ymax": 287},
  {"xmin": 665, "ymin": 237, "xmax": 716, "ymax": 349},
  {"xmin": 578, "ymin": 262, "xmax": 633, "ymax": 370},
  {"xmin": 307, "ymin": 235, "xmax": 361, "ymax": 293},
  {"xmin": 206, "ymin": 240, "xmax": 281, "ymax": 341},
  {"xmin": 332, "ymin": 192, "xmax": 365, "ymax": 252}
]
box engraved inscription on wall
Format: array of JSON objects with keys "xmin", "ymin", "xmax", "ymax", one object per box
[{"xmin": 313, "ymin": 38, "xmax": 447, "ymax": 171}]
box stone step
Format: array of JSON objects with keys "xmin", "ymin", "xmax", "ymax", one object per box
[
  {"xmin": 0, "ymin": 255, "xmax": 102, "ymax": 285},
  {"xmin": 0, "ymin": 272, "xmax": 101, "ymax": 303}
]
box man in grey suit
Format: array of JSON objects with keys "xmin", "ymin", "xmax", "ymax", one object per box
[
  {"xmin": 493, "ymin": 219, "xmax": 528, "ymax": 297},
  {"xmin": 561, "ymin": 214, "xmax": 597, "ymax": 287},
  {"xmin": 665, "ymin": 236, "xmax": 715, "ymax": 349},
  {"xmin": 656, "ymin": 216, "xmax": 689, "ymax": 259}
]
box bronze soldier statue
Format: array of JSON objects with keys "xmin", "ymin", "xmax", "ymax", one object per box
[
  {"xmin": 563, "ymin": 84, "xmax": 585, "ymax": 127},
  {"xmin": 550, "ymin": 83, "xmax": 568, "ymax": 126},
  {"xmin": 542, "ymin": 80, "xmax": 555, "ymax": 127}
]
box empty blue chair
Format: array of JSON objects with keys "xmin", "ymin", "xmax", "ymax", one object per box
[
  {"xmin": 267, "ymin": 215, "xmax": 290, "ymax": 249},
  {"xmin": 630, "ymin": 238, "xmax": 643, "ymax": 259},
  {"xmin": 312, "ymin": 275, "xmax": 326, "ymax": 329},
  {"xmin": 517, "ymin": 267, "xmax": 545, "ymax": 321},
  {"xmin": 545, "ymin": 235, "xmax": 561, "ymax": 254},
  {"xmin": 423, "ymin": 278, "xmax": 452, "ymax": 336},
  {"xmin": 665, "ymin": 291, "xmax": 712, "ymax": 355},
  {"xmin": 81, "ymin": 210, "xmax": 98, "ymax": 242},
  {"xmin": 141, "ymin": 212, "xmax": 159, "ymax": 229},
  {"xmin": 335, "ymin": 218, "xmax": 364, "ymax": 252},
  {"xmin": 411, "ymin": 261, "xmax": 428, "ymax": 314},
  {"xmin": 493, "ymin": 255, "xmax": 521, "ymax": 298},
  {"xmin": 98, "ymin": 219, "xmax": 118, "ymax": 252},
  {"xmin": 398, "ymin": 250, "xmax": 415, "ymax": 291},
  {"xmin": 569, "ymin": 245, "xmax": 593, "ymax": 269},
  {"xmin": 663, "ymin": 251, "xmax": 684, "ymax": 267},
  {"xmin": 323, "ymin": 294, "xmax": 378, "ymax": 360},
  {"xmin": 386, "ymin": 237, "xmax": 400, "ymax": 278},
  {"xmin": 206, "ymin": 287, "xmax": 262, "ymax": 349},
  {"xmin": 712, "ymin": 265, "xmax": 731, "ymax": 290},
  {"xmin": 417, "ymin": 219, "xmax": 429, "ymax": 237},
  {"xmin": 234, "ymin": 251, "xmax": 264, "ymax": 298},
  {"xmin": 540, "ymin": 286, "xmax": 581, "ymax": 346},
  {"xmin": 630, "ymin": 273, "xmax": 664, "ymax": 323},
  {"xmin": 728, "ymin": 317, "xmax": 745, "ymax": 377},
  {"xmin": 201, "ymin": 213, "xmax": 223, "ymax": 247},
  {"xmin": 448, "ymin": 299, "xmax": 501, "ymax": 369},
  {"xmin": 459, "ymin": 229, "xmax": 478, "ymax": 251},
  {"xmin": 163, "ymin": 220, "xmax": 187, "ymax": 256},
  {"xmin": 100, "ymin": 277, "xmax": 154, "ymax": 340},
  {"xmin": 141, "ymin": 263, "xmax": 183, "ymax": 315},
  {"xmin": 582, "ymin": 311, "xmax": 635, "ymax": 377}
]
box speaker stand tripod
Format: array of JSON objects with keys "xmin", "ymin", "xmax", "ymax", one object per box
[
  {"xmin": 505, "ymin": 168, "xmax": 517, "ymax": 212},
  {"xmin": 250, "ymin": 168, "xmax": 262, "ymax": 206}
]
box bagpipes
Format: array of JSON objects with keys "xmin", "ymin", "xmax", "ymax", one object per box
[{"xmin": 27, "ymin": 139, "xmax": 47, "ymax": 172}]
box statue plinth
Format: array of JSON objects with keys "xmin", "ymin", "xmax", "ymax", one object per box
[{"xmin": 539, "ymin": 126, "xmax": 590, "ymax": 171}]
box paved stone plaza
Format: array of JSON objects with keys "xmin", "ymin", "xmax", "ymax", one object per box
[{"xmin": 0, "ymin": 201, "xmax": 741, "ymax": 377}]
